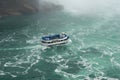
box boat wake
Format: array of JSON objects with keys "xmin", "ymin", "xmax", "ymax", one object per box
[{"xmin": 0, "ymin": 45, "xmax": 48, "ymax": 51}]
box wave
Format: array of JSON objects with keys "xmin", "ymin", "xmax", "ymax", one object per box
[{"xmin": 0, "ymin": 45, "xmax": 47, "ymax": 51}]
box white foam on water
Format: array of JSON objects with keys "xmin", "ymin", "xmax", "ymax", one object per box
[
  {"xmin": 1, "ymin": 46, "xmax": 46, "ymax": 76},
  {"xmin": 0, "ymin": 44, "xmax": 48, "ymax": 51},
  {"xmin": 0, "ymin": 70, "xmax": 6, "ymax": 75}
]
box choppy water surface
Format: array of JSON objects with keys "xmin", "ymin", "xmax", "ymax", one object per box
[{"xmin": 0, "ymin": 11, "xmax": 120, "ymax": 80}]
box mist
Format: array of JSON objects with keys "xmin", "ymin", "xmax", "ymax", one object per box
[{"xmin": 44, "ymin": 0, "xmax": 120, "ymax": 16}]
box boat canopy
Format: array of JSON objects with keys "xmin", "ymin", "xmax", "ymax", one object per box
[{"xmin": 42, "ymin": 34, "xmax": 66, "ymax": 41}]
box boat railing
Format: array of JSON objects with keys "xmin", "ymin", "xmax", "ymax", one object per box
[{"xmin": 41, "ymin": 36, "xmax": 69, "ymax": 43}]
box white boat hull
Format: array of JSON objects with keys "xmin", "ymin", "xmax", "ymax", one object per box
[{"xmin": 41, "ymin": 40, "xmax": 69, "ymax": 46}]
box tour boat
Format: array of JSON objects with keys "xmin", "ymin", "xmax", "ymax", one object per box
[{"xmin": 41, "ymin": 33, "xmax": 69, "ymax": 46}]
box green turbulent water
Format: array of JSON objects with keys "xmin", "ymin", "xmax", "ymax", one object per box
[{"xmin": 0, "ymin": 11, "xmax": 120, "ymax": 80}]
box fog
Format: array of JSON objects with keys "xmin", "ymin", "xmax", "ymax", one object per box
[{"xmin": 43, "ymin": 0, "xmax": 120, "ymax": 16}]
